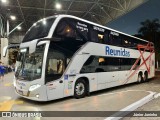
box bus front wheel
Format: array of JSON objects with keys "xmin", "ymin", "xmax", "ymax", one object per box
[{"xmin": 74, "ymin": 79, "xmax": 87, "ymax": 99}]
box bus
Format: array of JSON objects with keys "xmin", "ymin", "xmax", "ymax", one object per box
[{"xmin": 13, "ymin": 15, "xmax": 155, "ymax": 101}]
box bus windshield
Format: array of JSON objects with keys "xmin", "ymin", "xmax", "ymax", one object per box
[
  {"xmin": 15, "ymin": 45, "xmax": 45, "ymax": 81},
  {"xmin": 22, "ymin": 17, "xmax": 56, "ymax": 43}
]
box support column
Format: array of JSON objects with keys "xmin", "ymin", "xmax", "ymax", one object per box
[{"xmin": 1, "ymin": 38, "xmax": 8, "ymax": 66}]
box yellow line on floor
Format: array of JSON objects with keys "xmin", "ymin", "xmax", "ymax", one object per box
[
  {"xmin": 0, "ymin": 100, "xmax": 23, "ymax": 111},
  {"xmin": 4, "ymin": 83, "xmax": 13, "ymax": 87}
]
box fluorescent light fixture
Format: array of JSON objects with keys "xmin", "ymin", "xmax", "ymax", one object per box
[
  {"xmin": 17, "ymin": 26, "xmax": 21, "ymax": 30},
  {"xmin": 55, "ymin": 3, "xmax": 62, "ymax": 10},
  {"xmin": 20, "ymin": 48, "xmax": 27, "ymax": 53},
  {"xmin": 1, "ymin": 0, "xmax": 7, "ymax": 3},
  {"xmin": 33, "ymin": 22, "xmax": 37, "ymax": 26},
  {"xmin": 10, "ymin": 15, "xmax": 16, "ymax": 20},
  {"xmin": 42, "ymin": 18, "xmax": 46, "ymax": 25}
]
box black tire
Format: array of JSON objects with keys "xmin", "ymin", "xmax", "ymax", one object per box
[
  {"xmin": 144, "ymin": 72, "xmax": 148, "ymax": 82},
  {"xmin": 137, "ymin": 73, "xmax": 143, "ymax": 83},
  {"xmin": 74, "ymin": 79, "xmax": 87, "ymax": 99}
]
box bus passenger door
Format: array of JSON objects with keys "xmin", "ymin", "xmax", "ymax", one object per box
[
  {"xmin": 45, "ymin": 58, "xmax": 64, "ymax": 100},
  {"xmin": 46, "ymin": 80, "xmax": 64, "ymax": 100}
]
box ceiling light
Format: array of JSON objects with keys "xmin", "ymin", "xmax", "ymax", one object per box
[
  {"xmin": 55, "ymin": 3, "xmax": 62, "ymax": 10},
  {"xmin": 42, "ymin": 18, "xmax": 46, "ymax": 25},
  {"xmin": 1, "ymin": 0, "xmax": 7, "ymax": 3},
  {"xmin": 17, "ymin": 26, "xmax": 21, "ymax": 30},
  {"xmin": 10, "ymin": 15, "xmax": 16, "ymax": 20},
  {"xmin": 33, "ymin": 23, "xmax": 37, "ymax": 26}
]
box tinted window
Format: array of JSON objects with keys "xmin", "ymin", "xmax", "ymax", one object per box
[
  {"xmin": 80, "ymin": 56, "xmax": 98, "ymax": 73},
  {"xmin": 23, "ymin": 18, "xmax": 56, "ymax": 42},
  {"xmin": 53, "ymin": 19, "xmax": 88, "ymax": 54},
  {"xmin": 54, "ymin": 19, "xmax": 89, "ymax": 42},
  {"xmin": 80, "ymin": 56, "xmax": 121, "ymax": 73},
  {"xmin": 80, "ymin": 56, "xmax": 141, "ymax": 73},
  {"xmin": 121, "ymin": 35, "xmax": 149, "ymax": 50},
  {"xmin": 121, "ymin": 35, "xmax": 135, "ymax": 48},
  {"xmin": 109, "ymin": 31, "xmax": 121, "ymax": 46},
  {"xmin": 104, "ymin": 31, "xmax": 109, "ymax": 44},
  {"xmin": 90, "ymin": 29, "xmax": 98, "ymax": 42},
  {"xmin": 121, "ymin": 58, "xmax": 133, "ymax": 70},
  {"xmin": 97, "ymin": 57, "xmax": 121, "ymax": 72},
  {"xmin": 90, "ymin": 25, "xmax": 105, "ymax": 43}
]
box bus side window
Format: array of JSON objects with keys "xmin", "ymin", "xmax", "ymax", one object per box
[
  {"xmin": 122, "ymin": 36, "xmax": 137, "ymax": 49},
  {"xmin": 107, "ymin": 57, "xmax": 121, "ymax": 71},
  {"xmin": 120, "ymin": 58, "xmax": 140, "ymax": 70},
  {"xmin": 80, "ymin": 56, "xmax": 96, "ymax": 73},
  {"xmin": 90, "ymin": 29, "xmax": 105, "ymax": 44},
  {"xmin": 96, "ymin": 57, "xmax": 106, "ymax": 72},
  {"xmin": 104, "ymin": 31, "xmax": 109, "ymax": 44},
  {"xmin": 90, "ymin": 29, "xmax": 98, "ymax": 42},
  {"xmin": 55, "ymin": 21, "xmax": 76, "ymax": 38},
  {"xmin": 98, "ymin": 34, "xmax": 104, "ymax": 43},
  {"xmin": 109, "ymin": 33, "xmax": 121, "ymax": 46}
]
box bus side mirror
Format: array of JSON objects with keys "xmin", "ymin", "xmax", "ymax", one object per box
[
  {"xmin": 20, "ymin": 40, "xmax": 37, "ymax": 54},
  {"xmin": 29, "ymin": 40, "xmax": 37, "ymax": 54}
]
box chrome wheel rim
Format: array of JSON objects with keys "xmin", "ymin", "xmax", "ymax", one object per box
[
  {"xmin": 144, "ymin": 74, "xmax": 147, "ymax": 81},
  {"xmin": 75, "ymin": 83, "xmax": 85, "ymax": 96},
  {"xmin": 138, "ymin": 75, "xmax": 141, "ymax": 82}
]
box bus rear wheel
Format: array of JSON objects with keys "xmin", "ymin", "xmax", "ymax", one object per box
[
  {"xmin": 74, "ymin": 79, "xmax": 87, "ymax": 99},
  {"xmin": 144, "ymin": 72, "xmax": 148, "ymax": 82},
  {"xmin": 137, "ymin": 73, "xmax": 143, "ymax": 83}
]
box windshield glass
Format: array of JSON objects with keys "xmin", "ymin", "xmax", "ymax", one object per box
[
  {"xmin": 22, "ymin": 17, "xmax": 56, "ymax": 43},
  {"xmin": 15, "ymin": 44, "xmax": 45, "ymax": 81}
]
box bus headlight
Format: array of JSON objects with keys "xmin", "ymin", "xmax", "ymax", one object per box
[
  {"xmin": 29, "ymin": 84, "xmax": 41, "ymax": 91},
  {"xmin": 13, "ymin": 80, "xmax": 16, "ymax": 87}
]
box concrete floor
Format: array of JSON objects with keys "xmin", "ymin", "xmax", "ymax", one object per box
[{"xmin": 0, "ymin": 71, "xmax": 160, "ymax": 120}]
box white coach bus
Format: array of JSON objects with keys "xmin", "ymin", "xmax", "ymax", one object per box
[{"xmin": 13, "ymin": 15, "xmax": 155, "ymax": 101}]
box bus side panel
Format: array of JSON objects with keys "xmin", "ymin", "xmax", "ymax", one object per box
[
  {"xmin": 139, "ymin": 52, "xmax": 155, "ymax": 79},
  {"xmin": 63, "ymin": 54, "xmax": 86, "ymax": 97}
]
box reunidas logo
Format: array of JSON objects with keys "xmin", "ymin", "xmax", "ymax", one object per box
[{"xmin": 106, "ymin": 46, "xmax": 130, "ymax": 57}]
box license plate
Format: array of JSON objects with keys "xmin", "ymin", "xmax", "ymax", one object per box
[{"xmin": 18, "ymin": 90, "xmax": 23, "ymax": 95}]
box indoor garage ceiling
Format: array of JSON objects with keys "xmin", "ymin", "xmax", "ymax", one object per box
[{"xmin": 0, "ymin": 0, "xmax": 148, "ymax": 33}]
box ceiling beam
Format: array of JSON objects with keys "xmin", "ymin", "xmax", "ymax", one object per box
[
  {"xmin": 127, "ymin": 0, "xmax": 132, "ymax": 11},
  {"xmin": 16, "ymin": 0, "xmax": 27, "ymax": 27},
  {"xmin": 66, "ymin": 0, "xmax": 74, "ymax": 14},
  {"xmin": 115, "ymin": 0, "xmax": 125, "ymax": 11},
  {"xmin": 82, "ymin": 0, "xmax": 100, "ymax": 18},
  {"xmin": 4, "ymin": 5, "xmax": 86, "ymax": 13},
  {"xmin": 98, "ymin": 3, "xmax": 124, "ymax": 12},
  {"xmin": 97, "ymin": 3, "xmax": 113, "ymax": 20},
  {"xmin": 43, "ymin": 0, "xmax": 47, "ymax": 17}
]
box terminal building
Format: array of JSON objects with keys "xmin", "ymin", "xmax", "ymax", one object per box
[{"xmin": 0, "ymin": 0, "xmax": 160, "ymax": 120}]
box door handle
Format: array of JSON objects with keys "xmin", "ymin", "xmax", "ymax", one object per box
[
  {"xmin": 59, "ymin": 80, "xmax": 63, "ymax": 83},
  {"xmin": 46, "ymin": 83, "xmax": 53, "ymax": 86},
  {"xmin": 112, "ymin": 76, "xmax": 115, "ymax": 77}
]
